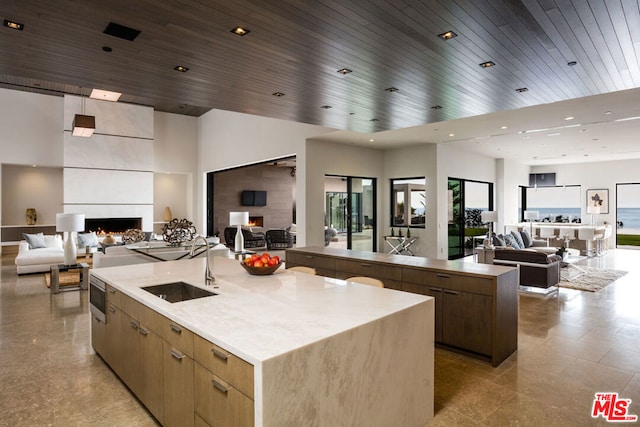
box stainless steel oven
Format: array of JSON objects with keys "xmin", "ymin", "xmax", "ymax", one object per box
[{"xmin": 89, "ymin": 275, "xmax": 106, "ymax": 323}]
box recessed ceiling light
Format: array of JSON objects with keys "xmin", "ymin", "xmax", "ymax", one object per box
[
  {"xmin": 3, "ymin": 19, "xmax": 24, "ymax": 30},
  {"xmin": 272, "ymin": 92, "xmax": 285, "ymax": 97},
  {"xmin": 567, "ymin": 61, "xmax": 577, "ymax": 66},
  {"xmin": 320, "ymin": 105, "xmax": 332, "ymax": 109},
  {"xmin": 385, "ymin": 87, "xmax": 399, "ymax": 92},
  {"xmin": 564, "ymin": 116, "xmax": 574, "ymax": 121},
  {"xmin": 431, "ymin": 105, "xmax": 442, "ymax": 110},
  {"xmin": 449, "ymin": 133, "xmax": 455, "ymax": 137},
  {"xmin": 370, "ymin": 118, "xmax": 380, "ymax": 122},
  {"xmin": 500, "ymin": 126, "xmax": 508, "ymax": 129},
  {"xmin": 515, "ymin": 87, "xmax": 528, "ymax": 93},
  {"xmin": 437, "ymin": 31, "xmax": 457, "ymax": 40},
  {"xmin": 479, "ymin": 61, "xmax": 495, "ymax": 68},
  {"xmin": 90, "ymin": 89, "xmax": 121, "ymax": 102},
  {"xmin": 231, "ymin": 26, "xmax": 250, "ymax": 36},
  {"xmin": 337, "ymin": 68, "xmax": 352, "ymax": 75},
  {"xmin": 174, "ymin": 65, "xmax": 189, "ymax": 72},
  {"xmin": 605, "ymin": 111, "xmax": 612, "ymax": 115},
  {"xmin": 369, "ymin": 139, "xmax": 375, "ymax": 142},
  {"xmin": 547, "ymin": 132, "xmax": 561, "ymax": 137}
]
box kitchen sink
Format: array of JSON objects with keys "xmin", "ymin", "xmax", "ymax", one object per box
[{"xmin": 141, "ymin": 281, "xmax": 217, "ymax": 303}]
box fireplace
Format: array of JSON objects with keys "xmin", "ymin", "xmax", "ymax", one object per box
[
  {"xmin": 248, "ymin": 216, "xmax": 264, "ymax": 227},
  {"xmin": 85, "ymin": 217, "xmax": 142, "ymax": 235}
]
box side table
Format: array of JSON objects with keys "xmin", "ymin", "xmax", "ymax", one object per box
[
  {"xmin": 384, "ymin": 236, "xmax": 418, "ymax": 255},
  {"xmin": 50, "ymin": 263, "xmax": 89, "ymax": 294}
]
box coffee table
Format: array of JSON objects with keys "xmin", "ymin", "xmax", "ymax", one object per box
[
  {"xmin": 561, "ymin": 255, "xmax": 587, "ymax": 281},
  {"xmin": 50, "ymin": 263, "xmax": 89, "ymax": 294}
]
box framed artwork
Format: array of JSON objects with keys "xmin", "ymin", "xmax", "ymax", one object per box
[{"xmin": 586, "ymin": 189, "xmax": 609, "ymax": 214}]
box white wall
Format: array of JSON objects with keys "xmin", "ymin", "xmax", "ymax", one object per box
[
  {"xmin": 383, "ymin": 145, "xmax": 438, "ymax": 258},
  {"xmin": 305, "ymin": 140, "xmax": 384, "ymax": 247},
  {"xmin": 197, "ymin": 109, "xmax": 334, "ymax": 237},
  {"xmin": 1, "ymin": 165, "xmax": 63, "ymax": 225}
]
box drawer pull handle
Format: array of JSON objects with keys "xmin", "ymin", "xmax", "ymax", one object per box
[
  {"xmin": 428, "ymin": 287, "xmax": 441, "ymax": 292},
  {"xmin": 108, "ymin": 306, "xmax": 116, "ymax": 313},
  {"xmin": 212, "ymin": 379, "xmax": 228, "ymax": 394},
  {"xmin": 211, "ymin": 348, "xmax": 229, "ymax": 361},
  {"xmin": 130, "ymin": 320, "xmax": 139, "ymax": 330},
  {"xmin": 138, "ymin": 327, "xmax": 148, "ymax": 336},
  {"xmin": 444, "ymin": 290, "xmax": 459, "ymax": 295},
  {"xmin": 169, "ymin": 323, "xmax": 182, "ymax": 334},
  {"xmin": 170, "ymin": 349, "xmax": 185, "ymax": 360},
  {"xmin": 304, "ymin": 255, "xmax": 314, "ymax": 259},
  {"xmin": 94, "ymin": 316, "xmax": 104, "ymax": 324},
  {"xmin": 436, "ymin": 274, "xmax": 451, "ymax": 279},
  {"xmin": 360, "ymin": 263, "xmax": 372, "ymax": 267},
  {"xmin": 108, "ymin": 288, "xmax": 116, "ymax": 294}
]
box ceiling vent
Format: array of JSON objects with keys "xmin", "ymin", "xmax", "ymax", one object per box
[{"xmin": 103, "ymin": 22, "xmax": 141, "ymax": 41}]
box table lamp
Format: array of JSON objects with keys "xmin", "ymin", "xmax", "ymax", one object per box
[
  {"xmin": 481, "ymin": 210, "xmax": 498, "ymax": 249},
  {"xmin": 56, "ymin": 213, "xmax": 85, "ymax": 265},
  {"xmin": 229, "ymin": 211, "xmax": 249, "ymax": 252},
  {"xmin": 523, "ymin": 210, "xmax": 539, "ymax": 236}
]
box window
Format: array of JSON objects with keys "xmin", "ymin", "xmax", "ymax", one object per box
[
  {"xmin": 390, "ymin": 177, "xmax": 425, "ymax": 228},
  {"xmin": 523, "ymin": 185, "xmax": 581, "ymax": 222}
]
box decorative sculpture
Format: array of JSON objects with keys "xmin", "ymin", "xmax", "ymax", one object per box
[
  {"xmin": 122, "ymin": 228, "xmax": 146, "ymax": 244},
  {"xmin": 162, "ymin": 218, "xmax": 196, "ymax": 246}
]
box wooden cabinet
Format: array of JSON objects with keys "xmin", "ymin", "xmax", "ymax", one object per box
[
  {"xmin": 286, "ymin": 246, "xmax": 519, "ymax": 366},
  {"xmin": 90, "ymin": 314, "xmax": 107, "ymax": 357},
  {"xmin": 105, "ymin": 302, "xmax": 124, "ymax": 373},
  {"xmin": 194, "ymin": 335, "xmax": 254, "ymax": 426},
  {"xmin": 163, "ymin": 340, "xmax": 195, "ymax": 427}
]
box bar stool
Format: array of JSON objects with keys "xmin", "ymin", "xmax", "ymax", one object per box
[
  {"xmin": 539, "ymin": 227, "xmax": 557, "ymax": 246},
  {"xmin": 578, "ymin": 227, "xmax": 596, "ymax": 257},
  {"xmin": 560, "ymin": 228, "xmax": 576, "ymax": 250},
  {"xmin": 347, "ymin": 276, "xmax": 384, "ymax": 288},
  {"xmin": 287, "ymin": 266, "xmax": 317, "ymax": 275}
]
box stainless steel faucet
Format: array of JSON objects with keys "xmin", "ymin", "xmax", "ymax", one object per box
[{"xmin": 191, "ymin": 235, "xmax": 215, "ymax": 285}]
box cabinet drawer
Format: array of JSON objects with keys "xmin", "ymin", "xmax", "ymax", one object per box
[
  {"xmin": 335, "ymin": 259, "xmax": 402, "ymax": 281},
  {"xmin": 194, "ymin": 335, "xmax": 254, "ymax": 399},
  {"xmin": 159, "ymin": 316, "xmax": 194, "ymax": 358},
  {"xmin": 106, "ymin": 284, "xmax": 122, "ymax": 308},
  {"xmin": 402, "ymin": 269, "xmax": 493, "ymax": 295},
  {"xmin": 287, "ymin": 252, "xmax": 335, "ymax": 271},
  {"xmin": 195, "ymin": 363, "xmax": 254, "ymax": 427}
]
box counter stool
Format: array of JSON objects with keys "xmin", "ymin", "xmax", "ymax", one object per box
[
  {"xmin": 560, "ymin": 228, "xmax": 576, "ymax": 250},
  {"xmin": 287, "ymin": 266, "xmax": 317, "ymax": 275},
  {"xmin": 347, "ymin": 276, "xmax": 384, "ymax": 288},
  {"xmin": 578, "ymin": 227, "xmax": 596, "ymax": 257},
  {"xmin": 539, "ymin": 227, "xmax": 557, "ymax": 246}
]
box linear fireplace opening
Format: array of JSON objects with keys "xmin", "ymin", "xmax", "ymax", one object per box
[{"xmin": 85, "ymin": 217, "xmax": 142, "ymax": 235}]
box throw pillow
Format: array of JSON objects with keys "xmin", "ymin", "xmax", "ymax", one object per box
[
  {"xmin": 503, "ymin": 233, "xmax": 520, "ymax": 249},
  {"xmin": 493, "ymin": 233, "xmax": 506, "ymax": 247},
  {"xmin": 511, "ymin": 230, "xmax": 525, "ymax": 249},
  {"xmin": 23, "ymin": 232, "xmax": 47, "ymax": 249},
  {"xmin": 520, "ymin": 229, "xmax": 533, "ymax": 248},
  {"xmin": 77, "ymin": 231, "xmax": 99, "ymax": 248}
]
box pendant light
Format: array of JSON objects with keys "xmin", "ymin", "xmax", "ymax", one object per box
[{"xmin": 72, "ymin": 90, "xmax": 95, "ymax": 137}]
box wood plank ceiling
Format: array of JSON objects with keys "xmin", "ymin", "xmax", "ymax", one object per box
[{"xmin": 1, "ymin": 0, "xmax": 639, "ymax": 133}]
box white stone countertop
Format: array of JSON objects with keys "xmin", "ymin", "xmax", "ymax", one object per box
[{"xmin": 90, "ymin": 256, "xmax": 431, "ymax": 365}]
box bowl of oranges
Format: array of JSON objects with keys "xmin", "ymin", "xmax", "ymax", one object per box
[{"xmin": 240, "ymin": 253, "xmax": 282, "ymax": 275}]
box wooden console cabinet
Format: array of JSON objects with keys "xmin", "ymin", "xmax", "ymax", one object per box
[{"xmin": 286, "ymin": 246, "xmax": 519, "ymax": 366}]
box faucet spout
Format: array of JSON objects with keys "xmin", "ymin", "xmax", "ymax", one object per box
[{"xmin": 191, "ymin": 235, "xmax": 215, "ymax": 285}]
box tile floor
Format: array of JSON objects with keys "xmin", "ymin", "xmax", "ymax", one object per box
[{"xmin": 0, "ymin": 249, "xmax": 638, "ymax": 426}]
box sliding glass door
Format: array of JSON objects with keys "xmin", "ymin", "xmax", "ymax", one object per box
[
  {"xmin": 448, "ymin": 178, "xmax": 493, "ymax": 260},
  {"xmin": 325, "ymin": 175, "xmax": 376, "ymax": 251},
  {"xmin": 616, "ymin": 183, "xmax": 640, "ymax": 248}
]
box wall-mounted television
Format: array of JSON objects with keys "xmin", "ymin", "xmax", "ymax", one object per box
[{"xmin": 242, "ymin": 190, "xmax": 267, "ymax": 206}]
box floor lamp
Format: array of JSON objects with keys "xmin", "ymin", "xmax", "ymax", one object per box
[
  {"xmin": 229, "ymin": 211, "xmax": 249, "ymax": 252},
  {"xmin": 481, "ymin": 210, "xmax": 498, "ymax": 249},
  {"xmin": 523, "ymin": 210, "xmax": 539, "ymax": 237},
  {"xmin": 56, "ymin": 213, "xmax": 85, "ymax": 265}
]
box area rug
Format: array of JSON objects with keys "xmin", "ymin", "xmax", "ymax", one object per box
[
  {"xmin": 560, "ymin": 267, "xmax": 627, "ymax": 292},
  {"xmin": 44, "ymin": 271, "xmax": 82, "ymax": 288}
]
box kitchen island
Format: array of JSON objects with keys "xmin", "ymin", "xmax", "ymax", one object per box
[{"xmin": 90, "ymin": 256, "xmax": 434, "ymax": 426}]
